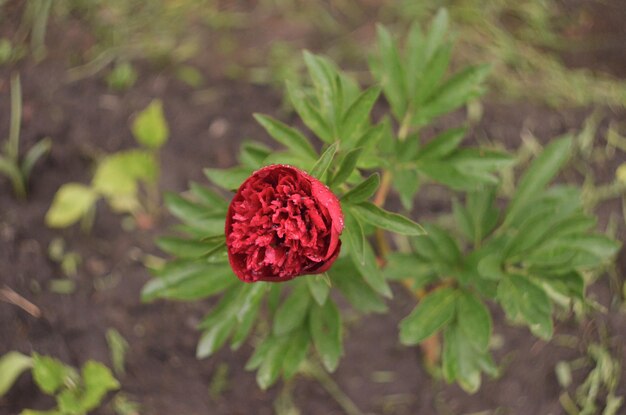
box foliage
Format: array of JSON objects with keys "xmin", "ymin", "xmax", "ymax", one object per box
[
  {"xmin": 557, "ymin": 343, "xmax": 623, "ymax": 415},
  {"xmin": 387, "ymin": 0, "xmax": 626, "ymax": 108},
  {"xmin": 46, "ymin": 100, "xmax": 168, "ymax": 230},
  {"xmin": 0, "ymin": 73, "xmax": 51, "ymax": 198},
  {"xmin": 142, "ymin": 9, "xmax": 619, "ymax": 395},
  {"xmin": 0, "ymin": 351, "xmax": 119, "ymax": 415}
]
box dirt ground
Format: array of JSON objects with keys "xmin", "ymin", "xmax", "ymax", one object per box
[{"xmin": 1, "ymin": 1, "xmax": 626, "ymax": 414}]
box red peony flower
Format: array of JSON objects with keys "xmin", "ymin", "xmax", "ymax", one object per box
[{"xmin": 225, "ymin": 165, "xmax": 344, "ymax": 283}]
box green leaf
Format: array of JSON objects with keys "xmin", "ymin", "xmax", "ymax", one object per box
[
  {"xmin": 422, "ymin": 224, "xmax": 462, "ymax": 266},
  {"xmin": 497, "ymin": 274, "xmax": 553, "ymax": 340},
  {"xmin": 189, "ymin": 182, "xmax": 229, "ymax": 211},
  {"xmin": 93, "ymin": 150, "xmax": 158, "ymax": 197},
  {"xmin": 415, "ymin": 42, "xmax": 453, "ymax": 104},
  {"xmin": 245, "ymin": 335, "xmax": 275, "ymax": 371},
  {"xmin": 80, "ymin": 361, "xmax": 120, "ymax": 411},
  {"xmin": 45, "ymin": 183, "xmax": 98, "ymax": 228},
  {"xmin": 230, "ymin": 287, "xmax": 264, "ymax": 350},
  {"xmin": 302, "ymin": 51, "xmax": 339, "ymax": 130},
  {"xmin": 31, "ymin": 354, "xmax": 71, "ymax": 395},
  {"xmin": 405, "ymin": 22, "xmax": 426, "ymax": 93},
  {"xmin": 392, "ymin": 166, "xmax": 420, "ymax": 210},
  {"xmin": 307, "ymin": 275, "xmax": 330, "ymax": 306},
  {"xmin": 477, "ymin": 253, "xmax": 506, "ymax": 281},
  {"xmin": 343, "ymin": 211, "xmax": 365, "ymax": 265},
  {"xmin": 204, "ymin": 166, "xmax": 252, "ymax": 191},
  {"xmin": 331, "ymin": 147, "xmax": 362, "ymax": 186},
  {"xmin": 442, "ymin": 321, "xmax": 497, "ymax": 393},
  {"xmin": 273, "ymin": 283, "xmax": 311, "ymax": 336},
  {"xmin": 349, "ymin": 238, "xmax": 392, "ymax": 298},
  {"xmin": 417, "ymin": 64, "xmax": 490, "ymax": 122},
  {"xmin": 419, "ymin": 162, "xmax": 486, "ymax": 189},
  {"xmin": 309, "ymin": 299, "xmax": 343, "ymax": 372},
  {"xmin": 399, "ymin": 287, "xmax": 456, "ymax": 345},
  {"xmin": 0, "ymin": 352, "xmax": 32, "ymax": 397},
  {"xmin": 164, "ymin": 193, "xmax": 226, "ymax": 234},
  {"xmin": 310, "ymin": 142, "xmax": 338, "ymax": 180},
  {"xmin": 373, "ymin": 25, "xmax": 406, "ymax": 119},
  {"xmin": 286, "ymin": 81, "xmax": 332, "ymax": 143},
  {"xmin": 156, "ymin": 236, "xmax": 225, "ymax": 258},
  {"xmin": 240, "ymin": 141, "xmax": 272, "ymax": 168},
  {"xmin": 542, "ymin": 271, "xmax": 585, "ymax": 301},
  {"xmin": 106, "ymin": 329, "xmax": 128, "ymax": 376},
  {"xmin": 254, "ymin": 114, "xmax": 317, "ymax": 160},
  {"xmin": 452, "ymin": 198, "xmax": 473, "ymax": 242},
  {"xmin": 340, "ymin": 86, "xmax": 381, "ymax": 143},
  {"xmin": 21, "ymin": 137, "xmax": 51, "ymax": 179},
  {"xmin": 506, "ymin": 136, "xmax": 572, "ymax": 224},
  {"xmin": 355, "ymin": 121, "xmax": 387, "ymax": 151},
  {"xmin": 352, "ymin": 202, "xmax": 426, "ymax": 235},
  {"xmin": 197, "ymin": 317, "xmax": 235, "ymax": 358},
  {"xmin": 236, "ymin": 283, "xmax": 267, "ymax": 323},
  {"xmin": 383, "ymin": 253, "xmax": 435, "ymax": 289},
  {"xmin": 341, "ymin": 173, "xmax": 380, "ymax": 203},
  {"xmin": 256, "ymin": 337, "xmax": 290, "ymax": 389},
  {"xmin": 131, "ymin": 99, "xmax": 169, "ymax": 149},
  {"xmin": 417, "ymin": 128, "xmax": 465, "ymax": 160},
  {"xmin": 458, "ymin": 188, "xmax": 499, "ymax": 243},
  {"xmin": 282, "ymin": 329, "xmax": 310, "ymax": 379},
  {"xmin": 457, "ymin": 291, "xmax": 491, "ymax": 351},
  {"xmin": 330, "ymin": 258, "xmax": 387, "ymax": 313},
  {"xmin": 141, "ymin": 260, "xmax": 235, "ymax": 301}
]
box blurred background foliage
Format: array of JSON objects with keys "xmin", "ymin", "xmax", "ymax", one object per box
[{"xmin": 1, "ymin": 0, "xmax": 625, "ymax": 107}]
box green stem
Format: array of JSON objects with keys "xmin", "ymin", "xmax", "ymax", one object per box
[
  {"xmin": 397, "ymin": 112, "xmax": 412, "ymax": 141},
  {"xmin": 584, "ymin": 182, "xmax": 626, "ymax": 210},
  {"xmin": 11, "ymin": 174, "xmax": 26, "ymax": 199},
  {"xmin": 31, "ymin": 0, "xmax": 52, "ymax": 61},
  {"xmin": 301, "ymin": 360, "xmax": 363, "ymax": 415},
  {"xmin": 8, "ymin": 73, "xmax": 22, "ymax": 162}
]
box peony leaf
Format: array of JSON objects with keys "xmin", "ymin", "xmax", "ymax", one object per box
[
  {"xmin": 256, "ymin": 337, "xmax": 290, "ymax": 390},
  {"xmin": 281, "ymin": 329, "xmax": 310, "ymax": 380},
  {"xmin": 286, "ymin": 81, "xmax": 332, "ymax": 143},
  {"xmin": 416, "ymin": 127, "xmax": 465, "ymax": 160},
  {"xmin": 307, "ymin": 275, "xmax": 330, "ymax": 306},
  {"xmin": 340, "ymin": 86, "xmax": 381, "ymax": 143},
  {"xmin": 341, "ymin": 173, "xmax": 380, "ymax": 203},
  {"xmin": 497, "ymin": 274, "xmax": 553, "ymax": 340},
  {"xmin": 352, "ymin": 202, "xmax": 426, "ymax": 236},
  {"xmin": 204, "ymin": 167, "xmax": 252, "ymax": 191},
  {"xmin": 330, "ymin": 147, "xmax": 363, "ymax": 187},
  {"xmin": 254, "ymin": 113, "xmax": 317, "ymax": 160},
  {"xmin": 310, "ymin": 142, "xmax": 338, "ymax": 180},
  {"xmin": 506, "ymin": 136, "xmax": 572, "ymax": 225},
  {"xmin": 399, "ymin": 286, "xmax": 456, "ymax": 345},
  {"xmin": 273, "ymin": 283, "xmax": 311, "ymax": 336},
  {"xmin": 329, "ymin": 258, "xmax": 387, "ymax": 313},
  {"xmin": 309, "ymin": 299, "xmax": 343, "ymax": 372}
]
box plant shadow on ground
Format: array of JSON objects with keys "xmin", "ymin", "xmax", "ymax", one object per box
[{"xmin": 1, "ymin": 1, "xmax": 626, "ymax": 414}]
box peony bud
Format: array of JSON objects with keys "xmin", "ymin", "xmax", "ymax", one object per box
[{"xmin": 225, "ymin": 165, "xmax": 344, "ymax": 282}]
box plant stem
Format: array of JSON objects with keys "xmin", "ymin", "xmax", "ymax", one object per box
[
  {"xmin": 301, "ymin": 360, "xmax": 364, "ymax": 415},
  {"xmin": 373, "ymin": 170, "xmax": 393, "ymax": 257},
  {"xmin": 398, "ymin": 112, "xmax": 412, "ymax": 142},
  {"xmin": 8, "ymin": 73, "xmax": 22, "ymax": 162}
]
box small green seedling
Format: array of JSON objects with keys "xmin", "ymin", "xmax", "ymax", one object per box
[
  {"xmin": 46, "ymin": 99, "xmax": 169, "ymax": 230},
  {"xmin": 0, "ymin": 351, "xmax": 119, "ymax": 415},
  {"xmin": 106, "ymin": 62, "xmax": 138, "ymax": 91},
  {"xmin": 0, "ymin": 73, "xmax": 51, "ymax": 198}
]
